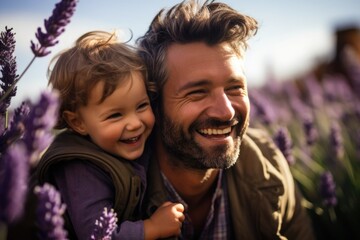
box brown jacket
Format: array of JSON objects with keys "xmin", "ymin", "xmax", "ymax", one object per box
[{"xmin": 144, "ymin": 128, "xmax": 315, "ymax": 239}]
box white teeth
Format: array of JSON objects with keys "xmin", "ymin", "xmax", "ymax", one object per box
[
  {"xmin": 125, "ymin": 136, "xmax": 139, "ymax": 142},
  {"xmin": 199, "ymin": 127, "xmax": 231, "ymax": 135}
]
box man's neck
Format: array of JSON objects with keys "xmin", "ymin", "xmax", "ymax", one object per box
[
  {"xmin": 156, "ymin": 140, "xmax": 220, "ymax": 234},
  {"xmin": 156, "ymin": 139, "xmax": 219, "ymax": 202},
  {"xmin": 161, "ymin": 160, "xmax": 219, "ymax": 204}
]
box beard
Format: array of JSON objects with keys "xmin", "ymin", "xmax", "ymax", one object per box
[{"xmin": 158, "ymin": 109, "xmax": 249, "ymax": 170}]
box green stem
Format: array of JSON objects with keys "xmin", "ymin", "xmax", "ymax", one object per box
[
  {"xmin": 5, "ymin": 109, "xmax": 8, "ymax": 129},
  {"xmin": 1, "ymin": 108, "xmax": 9, "ymax": 131},
  {"xmin": 328, "ymin": 207, "xmax": 337, "ymax": 223},
  {"xmin": 0, "ymin": 222, "xmax": 8, "ymax": 240}
]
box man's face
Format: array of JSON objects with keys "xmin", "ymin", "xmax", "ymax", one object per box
[{"xmin": 158, "ymin": 42, "xmax": 250, "ymax": 170}]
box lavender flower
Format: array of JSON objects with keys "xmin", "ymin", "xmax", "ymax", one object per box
[
  {"xmin": 31, "ymin": 0, "xmax": 78, "ymax": 57},
  {"xmin": 0, "ymin": 102, "xmax": 30, "ymax": 154},
  {"xmin": 0, "ymin": 0, "xmax": 76, "ymax": 237},
  {"xmin": 329, "ymin": 122, "xmax": 344, "ymax": 160},
  {"xmin": 319, "ymin": 171, "xmax": 337, "ymax": 208},
  {"xmin": 303, "ymin": 117, "xmax": 318, "ymax": 146},
  {"xmin": 323, "ymin": 75, "xmax": 354, "ymax": 103},
  {"xmin": 282, "ymin": 81, "xmax": 312, "ymax": 122},
  {"xmin": 21, "ymin": 90, "xmax": 59, "ymax": 164},
  {"xmin": 34, "ymin": 183, "xmax": 67, "ymax": 240},
  {"xmin": 273, "ymin": 127, "xmax": 295, "ymax": 165},
  {"xmin": 341, "ymin": 45, "xmax": 360, "ymax": 95},
  {"xmin": 0, "ymin": 91, "xmax": 58, "ymax": 224},
  {"xmin": 90, "ymin": 208, "xmax": 118, "ymax": 240},
  {"xmin": 303, "ymin": 75, "xmax": 324, "ymax": 108},
  {"xmin": 0, "ymin": 27, "xmax": 18, "ymax": 114},
  {"xmin": 0, "ymin": 142, "xmax": 29, "ymax": 223},
  {"xmin": 249, "ymin": 90, "xmax": 275, "ymax": 125}
]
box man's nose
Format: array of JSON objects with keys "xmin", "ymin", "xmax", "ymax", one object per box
[{"xmin": 207, "ymin": 92, "xmax": 235, "ymax": 121}]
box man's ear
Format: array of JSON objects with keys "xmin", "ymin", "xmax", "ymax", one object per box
[{"xmin": 63, "ymin": 110, "xmax": 88, "ymax": 135}]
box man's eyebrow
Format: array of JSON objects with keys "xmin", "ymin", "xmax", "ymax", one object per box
[
  {"xmin": 228, "ymin": 77, "xmax": 245, "ymax": 85},
  {"xmin": 177, "ymin": 79, "xmax": 210, "ymax": 93},
  {"xmin": 177, "ymin": 77, "xmax": 245, "ymax": 93}
]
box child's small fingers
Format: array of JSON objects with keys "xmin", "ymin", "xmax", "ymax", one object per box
[
  {"xmin": 179, "ymin": 213, "xmax": 185, "ymax": 222},
  {"xmin": 174, "ymin": 203, "xmax": 185, "ymax": 212}
]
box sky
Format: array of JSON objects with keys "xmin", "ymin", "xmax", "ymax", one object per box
[{"xmin": 1, "ymin": 0, "xmax": 360, "ymax": 108}]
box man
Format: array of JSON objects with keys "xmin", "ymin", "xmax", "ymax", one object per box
[{"xmin": 137, "ymin": 0, "xmax": 315, "ymax": 239}]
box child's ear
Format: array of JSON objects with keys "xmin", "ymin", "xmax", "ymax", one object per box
[{"xmin": 63, "ymin": 110, "xmax": 88, "ymax": 135}]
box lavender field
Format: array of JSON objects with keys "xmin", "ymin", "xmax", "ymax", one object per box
[
  {"xmin": 1, "ymin": 0, "xmax": 360, "ymax": 239},
  {"xmin": 249, "ymin": 46, "xmax": 360, "ymax": 238}
]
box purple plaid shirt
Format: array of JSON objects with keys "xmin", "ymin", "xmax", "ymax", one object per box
[{"xmin": 162, "ymin": 170, "xmax": 231, "ymax": 240}]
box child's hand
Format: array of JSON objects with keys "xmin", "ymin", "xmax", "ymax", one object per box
[{"xmin": 144, "ymin": 201, "xmax": 185, "ymax": 239}]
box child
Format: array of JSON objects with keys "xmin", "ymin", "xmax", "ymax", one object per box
[{"xmin": 36, "ymin": 31, "xmax": 184, "ymax": 239}]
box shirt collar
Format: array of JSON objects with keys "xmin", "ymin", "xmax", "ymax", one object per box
[
  {"xmin": 161, "ymin": 169, "xmax": 227, "ymax": 239},
  {"xmin": 161, "ymin": 169, "xmax": 224, "ymax": 210}
]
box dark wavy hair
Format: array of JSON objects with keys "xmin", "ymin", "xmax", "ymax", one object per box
[
  {"xmin": 48, "ymin": 31, "xmax": 155, "ymax": 129},
  {"xmin": 136, "ymin": 0, "xmax": 258, "ymax": 95}
]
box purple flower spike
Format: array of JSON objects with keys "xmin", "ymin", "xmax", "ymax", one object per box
[
  {"xmin": 0, "ymin": 102, "xmax": 30, "ymax": 154},
  {"xmin": 273, "ymin": 127, "xmax": 295, "ymax": 165},
  {"xmin": 303, "ymin": 75, "xmax": 324, "ymax": 108},
  {"xmin": 0, "ymin": 27, "xmax": 18, "ymax": 114},
  {"xmin": 249, "ymin": 90, "xmax": 276, "ymax": 125},
  {"xmin": 31, "ymin": 0, "xmax": 78, "ymax": 57},
  {"xmin": 303, "ymin": 117, "xmax": 318, "ymax": 146},
  {"xmin": 90, "ymin": 207, "xmax": 118, "ymax": 240},
  {"xmin": 330, "ymin": 122, "xmax": 344, "ymax": 160},
  {"xmin": 21, "ymin": 90, "xmax": 59, "ymax": 164},
  {"xmin": 0, "ymin": 142, "xmax": 29, "ymax": 223},
  {"xmin": 341, "ymin": 45, "xmax": 360, "ymax": 95},
  {"xmin": 34, "ymin": 183, "xmax": 68, "ymax": 240},
  {"xmin": 320, "ymin": 171, "xmax": 337, "ymax": 208}
]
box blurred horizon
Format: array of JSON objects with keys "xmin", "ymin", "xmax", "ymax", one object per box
[{"xmin": 1, "ymin": 0, "xmax": 360, "ymax": 108}]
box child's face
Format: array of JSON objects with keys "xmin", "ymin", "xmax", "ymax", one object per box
[{"xmin": 76, "ymin": 71, "xmax": 155, "ymax": 160}]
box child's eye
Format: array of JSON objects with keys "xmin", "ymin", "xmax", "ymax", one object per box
[
  {"xmin": 138, "ymin": 102, "xmax": 150, "ymax": 111},
  {"xmin": 107, "ymin": 113, "xmax": 122, "ymax": 119}
]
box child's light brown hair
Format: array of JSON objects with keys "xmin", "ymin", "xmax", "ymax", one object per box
[{"xmin": 48, "ymin": 30, "xmax": 152, "ymax": 129}]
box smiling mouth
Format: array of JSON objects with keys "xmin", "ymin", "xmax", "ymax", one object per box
[
  {"xmin": 121, "ymin": 135, "xmax": 141, "ymax": 144},
  {"xmin": 197, "ymin": 120, "xmax": 239, "ymax": 137}
]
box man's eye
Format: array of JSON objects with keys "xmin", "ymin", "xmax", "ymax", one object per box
[
  {"xmin": 228, "ymin": 85, "xmax": 242, "ymax": 90},
  {"xmin": 227, "ymin": 85, "xmax": 246, "ymax": 95},
  {"xmin": 187, "ymin": 89, "xmax": 206, "ymax": 96}
]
